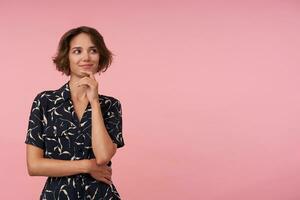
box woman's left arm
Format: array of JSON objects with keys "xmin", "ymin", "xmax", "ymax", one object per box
[
  {"xmin": 77, "ymin": 71, "xmax": 119, "ymax": 165},
  {"xmin": 91, "ymin": 99, "xmax": 117, "ymax": 165}
]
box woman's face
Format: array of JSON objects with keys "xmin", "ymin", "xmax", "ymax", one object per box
[{"xmin": 68, "ymin": 33, "xmax": 100, "ymax": 77}]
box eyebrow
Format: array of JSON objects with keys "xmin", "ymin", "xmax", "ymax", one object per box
[{"xmin": 71, "ymin": 46, "xmax": 97, "ymax": 50}]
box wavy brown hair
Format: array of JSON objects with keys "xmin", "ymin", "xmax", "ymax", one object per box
[{"xmin": 52, "ymin": 26, "xmax": 113, "ymax": 76}]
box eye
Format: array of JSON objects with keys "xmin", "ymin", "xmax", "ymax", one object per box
[
  {"xmin": 90, "ymin": 48, "xmax": 98, "ymax": 54},
  {"xmin": 73, "ymin": 49, "xmax": 81, "ymax": 54}
]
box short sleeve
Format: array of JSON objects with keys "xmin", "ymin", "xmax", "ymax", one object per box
[
  {"xmin": 25, "ymin": 92, "xmax": 45, "ymax": 149},
  {"xmin": 104, "ymin": 99, "xmax": 125, "ymax": 148}
]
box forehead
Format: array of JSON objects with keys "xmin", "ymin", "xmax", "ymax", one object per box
[{"xmin": 69, "ymin": 33, "xmax": 95, "ymax": 47}]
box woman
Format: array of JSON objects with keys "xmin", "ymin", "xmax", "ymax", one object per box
[{"xmin": 25, "ymin": 26, "xmax": 125, "ymax": 199}]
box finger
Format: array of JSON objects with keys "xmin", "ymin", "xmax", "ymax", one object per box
[
  {"xmin": 104, "ymin": 174, "xmax": 112, "ymax": 180},
  {"xmin": 105, "ymin": 169, "xmax": 112, "ymax": 176},
  {"xmin": 100, "ymin": 178, "xmax": 112, "ymax": 185},
  {"xmin": 77, "ymin": 78, "xmax": 93, "ymax": 87},
  {"xmin": 83, "ymin": 71, "xmax": 96, "ymax": 80},
  {"xmin": 104, "ymin": 166, "xmax": 112, "ymax": 174},
  {"xmin": 92, "ymin": 174, "xmax": 112, "ymax": 184},
  {"xmin": 89, "ymin": 72, "xmax": 96, "ymax": 80},
  {"xmin": 81, "ymin": 71, "xmax": 90, "ymax": 77},
  {"xmin": 78, "ymin": 76, "xmax": 98, "ymax": 89},
  {"xmin": 103, "ymin": 169, "xmax": 112, "ymax": 176}
]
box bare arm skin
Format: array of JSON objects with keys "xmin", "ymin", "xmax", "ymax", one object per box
[
  {"xmin": 91, "ymin": 99, "xmax": 117, "ymax": 165},
  {"xmin": 76, "ymin": 72, "xmax": 118, "ymax": 165},
  {"xmin": 26, "ymin": 144, "xmax": 113, "ymax": 185}
]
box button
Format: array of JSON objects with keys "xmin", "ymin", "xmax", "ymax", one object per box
[{"xmin": 78, "ymin": 130, "xmax": 81, "ymax": 133}]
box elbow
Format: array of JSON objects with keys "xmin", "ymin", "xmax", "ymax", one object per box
[
  {"xmin": 95, "ymin": 153, "xmax": 112, "ymax": 165},
  {"xmin": 96, "ymin": 157, "xmax": 111, "ymax": 166},
  {"xmin": 27, "ymin": 162, "xmax": 39, "ymax": 176},
  {"xmin": 27, "ymin": 168, "xmax": 35, "ymax": 176},
  {"xmin": 94, "ymin": 145, "xmax": 116, "ymax": 165},
  {"xmin": 28, "ymin": 169, "xmax": 36, "ymax": 176}
]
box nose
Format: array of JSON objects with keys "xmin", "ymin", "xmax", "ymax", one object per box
[{"xmin": 82, "ymin": 51, "xmax": 90, "ymax": 61}]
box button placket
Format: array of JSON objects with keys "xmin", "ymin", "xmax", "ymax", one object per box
[{"xmin": 75, "ymin": 174, "xmax": 84, "ymax": 199}]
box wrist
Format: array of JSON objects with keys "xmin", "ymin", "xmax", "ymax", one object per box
[
  {"xmin": 80, "ymin": 159, "xmax": 91, "ymax": 173},
  {"xmin": 91, "ymin": 99, "xmax": 100, "ymax": 108}
]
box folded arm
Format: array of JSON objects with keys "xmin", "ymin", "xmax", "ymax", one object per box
[{"xmin": 26, "ymin": 144, "xmax": 112, "ymax": 185}]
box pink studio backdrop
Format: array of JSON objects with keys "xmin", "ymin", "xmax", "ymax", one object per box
[{"xmin": 0, "ymin": 0, "xmax": 299, "ymax": 199}]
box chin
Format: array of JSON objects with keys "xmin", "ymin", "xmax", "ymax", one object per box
[{"xmin": 81, "ymin": 70, "xmax": 96, "ymax": 76}]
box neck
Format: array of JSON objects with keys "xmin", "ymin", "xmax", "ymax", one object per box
[{"xmin": 69, "ymin": 76, "xmax": 87, "ymax": 101}]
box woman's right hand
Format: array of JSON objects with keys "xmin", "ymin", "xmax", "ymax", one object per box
[{"xmin": 85, "ymin": 159, "xmax": 112, "ymax": 185}]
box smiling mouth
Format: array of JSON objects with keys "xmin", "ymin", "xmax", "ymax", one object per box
[{"xmin": 80, "ymin": 64, "xmax": 93, "ymax": 69}]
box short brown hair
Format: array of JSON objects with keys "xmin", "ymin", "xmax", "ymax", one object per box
[{"xmin": 52, "ymin": 26, "xmax": 113, "ymax": 76}]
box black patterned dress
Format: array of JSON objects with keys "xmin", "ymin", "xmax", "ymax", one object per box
[{"xmin": 25, "ymin": 81, "xmax": 125, "ymax": 200}]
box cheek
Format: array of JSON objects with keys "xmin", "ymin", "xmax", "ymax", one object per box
[
  {"xmin": 68, "ymin": 57, "xmax": 79, "ymax": 70},
  {"xmin": 93, "ymin": 55, "xmax": 100, "ymax": 62},
  {"xmin": 69, "ymin": 55, "xmax": 80, "ymax": 64}
]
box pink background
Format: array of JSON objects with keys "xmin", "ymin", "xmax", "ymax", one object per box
[{"xmin": 0, "ymin": 0, "xmax": 299, "ymax": 199}]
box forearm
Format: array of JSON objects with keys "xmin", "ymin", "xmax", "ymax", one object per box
[
  {"xmin": 91, "ymin": 99, "xmax": 116, "ymax": 165},
  {"xmin": 28, "ymin": 158, "xmax": 88, "ymax": 177}
]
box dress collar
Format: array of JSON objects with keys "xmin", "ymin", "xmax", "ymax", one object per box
[{"xmin": 56, "ymin": 81, "xmax": 71, "ymax": 102}]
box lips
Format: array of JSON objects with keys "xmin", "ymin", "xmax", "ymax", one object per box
[{"xmin": 80, "ymin": 64, "xmax": 93, "ymax": 69}]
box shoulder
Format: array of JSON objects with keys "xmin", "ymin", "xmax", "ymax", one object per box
[
  {"xmin": 32, "ymin": 90, "xmax": 50, "ymax": 103},
  {"xmin": 35, "ymin": 89, "xmax": 58, "ymax": 99},
  {"xmin": 99, "ymin": 94, "xmax": 122, "ymax": 110},
  {"xmin": 99, "ymin": 94, "xmax": 121, "ymax": 104},
  {"xmin": 32, "ymin": 88, "xmax": 62, "ymax": 107}
]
